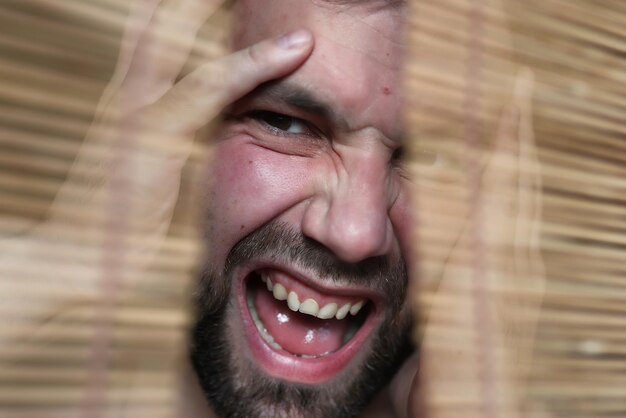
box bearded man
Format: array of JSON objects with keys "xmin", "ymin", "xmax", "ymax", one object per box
[{"xmin": 189, "ymin": 1, "xmax": 415, "ymax": 417}]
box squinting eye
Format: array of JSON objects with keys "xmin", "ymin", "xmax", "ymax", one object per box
[{"xmin": 250, "ymin": 111, "xmax": 310, "ymax": 135}]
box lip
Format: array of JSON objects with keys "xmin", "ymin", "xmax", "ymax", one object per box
[{"xmin": 234, "ymin": 260, "xmax": 384, "ymax": 384}]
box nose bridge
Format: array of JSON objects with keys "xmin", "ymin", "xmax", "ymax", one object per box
[{"xmin": 302, "ymin": 147, "xmax": 394, "ymax": 263}]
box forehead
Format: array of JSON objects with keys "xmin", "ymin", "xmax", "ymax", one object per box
[{"xmin": 232, "ymin": 0, "xmax": 406, "ymax": 139}]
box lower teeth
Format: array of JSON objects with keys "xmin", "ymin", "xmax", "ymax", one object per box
[
  {"xmin": 246, "ymin": 278, "xmax": 363, "ymax": 358},
  {"xmin": 247, "ymin": 289, "xmax": 330, "ymax": 358},
  {"xmin": 247, "ymin": 290, "xmax": 284, "ymax": 351}
]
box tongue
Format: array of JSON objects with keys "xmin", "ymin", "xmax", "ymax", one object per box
[{"xmin": 254, "ymin": 285, "xmax": 349, "ymax": 356}]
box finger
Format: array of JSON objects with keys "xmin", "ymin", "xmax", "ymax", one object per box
[
  {"xmin": 513, "ymin": 68, "xmax": 543, "ymax": 262},
  {"xmin": 123, "ymin": 0, "xmax": 225, "ymax": 106},
  {"xmin": 482, "ymin": 94, "xmax": 521, "ymax": 249},
  {"xmin": 514, "ymin": 68, "xmax": 535, "ymax": 250},
  {"xmin": 97, "ymin": 0, "xmax": 161, "ymax": 111},
  {"xmin": 117, "ymin": 0, "xmax": 163, "ymax": 80},
  {"xmin": 512, "ymin": 68, "xmax": 545, "ymax": 369},
  {"xmin": 512, "ymin": 68, "xmax": 544, "ymax": 293},
  {"xmin": 142, "ymin": 30, "xmax": 314, "ymax": 135}
]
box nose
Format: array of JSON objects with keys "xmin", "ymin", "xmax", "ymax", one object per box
[{"xmin": 301, "ymin": 148, "xmax": 395, "ymax": 263}]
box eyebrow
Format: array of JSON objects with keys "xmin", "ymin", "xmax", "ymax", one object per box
[
  {"xmin": 244, "ymin": 81, "xmax": 348, "ymax": 130},
  {"xmin": 241, "ymin": 81, "xmax": 406, "ymax": 146}
]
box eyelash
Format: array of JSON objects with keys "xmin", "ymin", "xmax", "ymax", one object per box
[{"xmin": 246, "ymin": 110, "xmax": 321, "ymax": 138}]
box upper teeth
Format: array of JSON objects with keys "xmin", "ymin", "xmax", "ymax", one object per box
[{"xmin": 260, "ymin": 272, "xmax": 366, "ymax": 320}]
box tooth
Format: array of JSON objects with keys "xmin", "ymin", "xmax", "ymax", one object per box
[
  {"xmin": 266, "ymin": 277, "xmax": 273, "ymax": 291},
  {"xmin": 272, "ymin": 283, "xmax": 288, "ymax": 300},
  {"xmin": 260, "ymin": 273, "xmax": 267, "ymax": 283},
  {"xmin": 350, "ymin": 300, "xmax": 365, "ymax": 315},
  {"xmin": 317, "ymin": 303, "xmax": 338, "ymax": 319},
  {"xmin": 287, "ymin": 291, "xmax": 300, "ymax": 312},
  {"xmin": 299, "ymin": 299, "xmax": 319, "ymax": 316},
  {"xmin": 336, "ymin": 303, "xmax": 351, "ymax": 320}
]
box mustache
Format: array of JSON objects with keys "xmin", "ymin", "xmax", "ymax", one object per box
[
  {"xmin": 223, "ymin": 220, "xmax": 408, "ymax": 312},
  {"xmin": 191, "ymin": 219, "xmax": 414, "ymax": 418}
]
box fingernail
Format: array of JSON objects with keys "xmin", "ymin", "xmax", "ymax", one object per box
[{"xmin": 276, "ymin": 29, "xmax": 312, "ymax": 49}]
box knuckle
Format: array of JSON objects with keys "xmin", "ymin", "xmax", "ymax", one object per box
[{"xmin": 245, "ymin": 42, "xmax": 267, "ymax": 69}]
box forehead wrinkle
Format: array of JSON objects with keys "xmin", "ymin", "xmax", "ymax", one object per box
[
  {"xmin": 303, "ymin": 42, "xmax": 404, "ymax": 143},
  {"xmin": 311, "ymin": 5, "xmax": 406, "ymax": 72},
  {"xmin": 333, "ymin": 4, "xmax": 407, "ymax": 47},
  {"xmin": 315, "ymin": 32, "xmax": 403, "ymax": 73}
]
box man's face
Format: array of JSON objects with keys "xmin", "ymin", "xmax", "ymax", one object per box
[{"xmin": 192, "ymin": 1, "xmax": 413, "ymax": 417}]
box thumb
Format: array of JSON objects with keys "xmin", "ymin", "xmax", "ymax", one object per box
[{"xmin": 141, "ymin": 29, "xmax": 314, "ymax": 135}]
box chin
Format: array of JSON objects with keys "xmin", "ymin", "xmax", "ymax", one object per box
[{"xmin": 190, "ymin": 221, "xmax": 413, "ymax": 418}]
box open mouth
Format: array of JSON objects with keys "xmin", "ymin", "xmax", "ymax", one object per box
[{"xmin": 237, "ymin": 267, "xmax": 380, "ymax": 383}]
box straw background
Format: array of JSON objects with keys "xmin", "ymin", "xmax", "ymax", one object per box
[
  {"xmin": 405, "ymin": 1, "xmax": 626, "ymax": 417},
  {"xmin": 1, "ymin": 1, "xmax": 625, "ymax": 417}
]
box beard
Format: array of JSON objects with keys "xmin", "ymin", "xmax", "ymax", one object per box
[{"xmin": 190, "ymin": 220, "xmax": 413, "ymax": 418}]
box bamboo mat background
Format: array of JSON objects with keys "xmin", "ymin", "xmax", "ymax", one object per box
[
  {"xmin": 405, "ymin": 1, "xmax": 626, "ymax": 417},
  {"xmin": 0, "ymin": 1, "xmax": 217, "ymax": 417},
  {"xmin": 0, "ymin": 1, "xmax": 625, "ymax": 417},
  {"xmin": 512, "ymin": 2, "xmax": 626, "ymax": 415}
]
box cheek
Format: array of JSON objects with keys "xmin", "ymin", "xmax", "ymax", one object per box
[{"xmin": 205, "ymin": 139, "xmax": 314, "ymax": 263}]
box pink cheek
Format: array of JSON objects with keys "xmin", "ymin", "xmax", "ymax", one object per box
[{"xmin": 207, "ymin": 141, "xmax": 314, "ymax": 257}]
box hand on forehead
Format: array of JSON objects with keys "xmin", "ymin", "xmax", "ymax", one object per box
[{"xmin": 232, "ymin": 0, "xmax": 406, "ymax": 141}]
